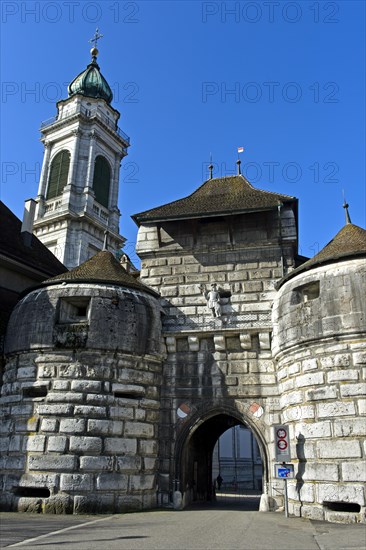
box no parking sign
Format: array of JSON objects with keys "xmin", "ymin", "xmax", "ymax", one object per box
[{"xmin": 274, "ymin": 425, "xmax": 291, "ymax": 462}]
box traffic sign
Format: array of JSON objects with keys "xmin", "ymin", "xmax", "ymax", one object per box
[
  {"xmin": 274, "ymin": 424, "xmax": 291, "ymax": 462},
  {"xmin": 274, "ymin": 463, "xmax": 294, "ymax": 479}
]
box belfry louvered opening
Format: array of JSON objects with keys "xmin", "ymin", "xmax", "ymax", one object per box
[
  {"xmin": 46, "ymin": 150, "xmax": 70, "ymax": 199},
  {"xmin": 93, "ymin": 155, "xmax": 111, "ymax": 208}
]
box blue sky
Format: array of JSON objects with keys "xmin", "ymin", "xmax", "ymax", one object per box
[{"xmin": 1, "ymin": 1, "xmax": 365, "ymax": 263}]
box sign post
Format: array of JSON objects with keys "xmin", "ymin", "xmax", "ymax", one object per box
[
  {"xmin": 274, "ymin": 425, "xmax": 292, "ymax": 517},
  {"xmin": 284, "ymin": 470, "xmax": 289, "ymax": 518},
  {"xmin": 274, "ymin": 463, "xmax": 294, "ymax": 518}
]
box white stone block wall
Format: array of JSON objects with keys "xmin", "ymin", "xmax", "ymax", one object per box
[
  {"xmin": 273, "ymin": 259, "xmax": 366, "ymax": 523},
  {"xmin": 0, "ymin": 350, "xmax": 161, "ymax": 513},
  {"xmin": 272, "ymin": 259, "xmax": 366, "ymax": 355},
  {"xmin": 136, "ymin": 212, "xmax": 297, "ymax": 503},
  {"xmin": 137, "ymin": 220, "xmax": 293, "ymax": 334},
  {"xmin": 1, "ymin": 281, "xmax": 163, "ymax": 514}
]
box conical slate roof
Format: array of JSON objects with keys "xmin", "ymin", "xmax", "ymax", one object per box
[
  {"xmin": 132, "ymin": 175, "xmax": 296, "ymax": 224},
  {"xmin": 68, "ymin": 59, "xmax": 113, "ymax": 104},
  {"xmin": 278, "ymin": 223, "xmax": 366, "ymax": 287},
  {"xmin": 44, "ymin": 250, "xmax": 157, "ymax": 296}
]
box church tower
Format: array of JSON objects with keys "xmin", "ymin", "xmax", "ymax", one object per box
[{"xmin": 32, "ymin": 32, "xmax": 129, "ymax": 268}]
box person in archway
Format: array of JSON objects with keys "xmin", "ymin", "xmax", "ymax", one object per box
[{"xmin": 216, "ymin": 474, "xmax": 223, "ymax": 490}]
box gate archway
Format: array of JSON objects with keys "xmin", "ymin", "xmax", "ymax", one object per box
[{"xmin": 175, "ymin": 407, "xmax": 269, "ymax": 508}]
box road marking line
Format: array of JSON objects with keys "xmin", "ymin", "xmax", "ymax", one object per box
[{"xmin": 6, "ymin": 515, "xmax": 115, "ymax": 547}]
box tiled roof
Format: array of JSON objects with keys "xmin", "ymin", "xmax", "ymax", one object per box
[
  {"xmin": 278, "ymin": 223, "xmax": 366, "ymax": 287},
  {"xmin": 0, "ymin": 201, "xmax": 66, "ymax": 277},
  {"xmin": 44, "ymin": 250, "xmax": 158, "ymax": 296},
  {"xmin": 132, "ymin": 175, "xmax": 296, "ymax": 224}
]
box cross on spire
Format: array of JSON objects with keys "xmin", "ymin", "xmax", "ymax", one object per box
[{"xmin": 89, "ymin": 28, "xmax": 103, "ymax": 49}]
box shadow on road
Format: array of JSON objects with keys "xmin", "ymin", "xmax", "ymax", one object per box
[
  {"xmin": 186, "ymin": 492, "xmax": 260, "ymax": 511},
  {"xmin": 26, "ymin": 536, "xmax": 150, "ymax": 546}
]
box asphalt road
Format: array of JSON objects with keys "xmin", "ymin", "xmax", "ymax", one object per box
[{"xmin": 1, "ymin": 508, "xmax": 366, "ymax": 550}]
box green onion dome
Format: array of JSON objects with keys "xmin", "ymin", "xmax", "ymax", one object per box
[{"xmin": 68, "ymin": 48, "xmax": 113, "ymax": 104}]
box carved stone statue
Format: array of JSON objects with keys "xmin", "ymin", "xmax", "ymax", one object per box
[{"xmin": 200, "ymin": 283, "xmax": 222, "ymax": 317}]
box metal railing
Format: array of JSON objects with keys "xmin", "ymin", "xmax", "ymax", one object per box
[
  {"xmin": 92, "ymin": 203, "xmax": 109, "ymax": 222},
  {"xmin": 40, "ymin": 104, "xmax": 130, "ymax": 145},
  {"xmin": 40, "ymin": 115, "xmax": 58, "ymax": 128}
]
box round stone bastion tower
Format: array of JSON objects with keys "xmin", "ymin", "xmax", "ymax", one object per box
[
  {"xmin": 1, "ymin": 250, "xmax": 163, "ymax": 514},
  {"xmin": 272, "ymin": 218, "xmax": 366, "ymax": 523}
]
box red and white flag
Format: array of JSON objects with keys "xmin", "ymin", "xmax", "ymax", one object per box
[{"xmin": 237, "ymin": 146, "xmax": 244, "ymax": 153}]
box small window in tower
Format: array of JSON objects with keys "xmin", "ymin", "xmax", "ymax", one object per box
[
  {"xmin": 46, "ymin": 150, "xmax": 70, "ymax": 200},
  {"xmin": 113, "ymin": 384, "xmax": 145, "ymax": 400},
  {"xmin": 58, "ymin": 297, "xmax": 91, "ymax": 324},
  {"xmin": 291, "ymin": 281, "xmax": 320, "ymax": 305},
  {"xmin": 22, "ymin": 385, "xmax": 48, "ymax": 399},
  {"xmin": 93, "ymin": 156, "xmax": 111, "ymax": 209}
]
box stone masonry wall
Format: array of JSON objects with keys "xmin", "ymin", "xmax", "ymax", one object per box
[
  {"xmin": 1, "ymin": 350, "xmax": 161, "ymax": 514},
  {"xmin": 273, "ymin": 260, "xmax": 366, "ymax": 523},
  {"xmin": 136, "ymin": 209, "xmax": 298, "ymax": 500},
  {"xmin": 137, "ymin": 211, "xmax": 296, "ymax": 333},
  {"xmin": 5, "ymin": 283, "xmax": 161, "ymax": 357},
  {"xmin": 159, "ymin": 333, "xmax": 283, "ymax": 498},
  {"xmin": 1, "ymin": 281, "xmax": 163, "ymax": 513}
]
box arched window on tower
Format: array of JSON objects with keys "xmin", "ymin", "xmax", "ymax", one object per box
[
  {"xmin": 46, "ymin": 150, "xmax": 70, "ymax": 199},
  {"xmin": 93, "ymin": 156, "xmax": 111, "ymax": 209}
]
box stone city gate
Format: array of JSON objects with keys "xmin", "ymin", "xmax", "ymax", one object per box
[
  {"xmin": 134, "ymin": 175, "xmax": 295, "ymax": 510},
  {"xmin": 1, "ymin": 34, "xmax": 365, "ymax": 522},
  {"xmin": 1, "ymin": 173, "xmax": 365, "ymax": 523},
  {"xmin": 172, "ymin": 405, "xmax": 269, "ymax": 507},
  {"xmin": 134, "ymin": 174, "xmax": 366, "ymax": 522}
]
